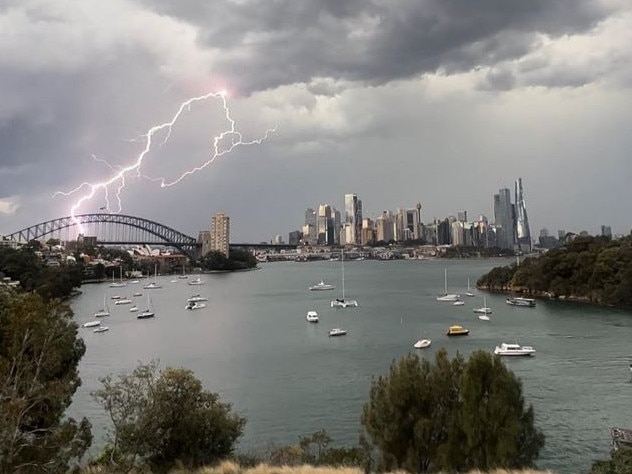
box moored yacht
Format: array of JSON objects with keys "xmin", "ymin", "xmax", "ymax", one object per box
[
  {"xmin": 309, "ymin": 280, "xmax": 335, "ymax": 291},
  {"xmin": 494, "ymin": 342, "xmax": 535, "ymax": 356},
  {"xmin": 446, "ymin": 325, "xmax": 469, "ymax": 336},
  {"xmin": 186, "ymin": 294, "xmax": 208, "ymax": 303},
  {"xmin": 188, "ymin": 277, "xmax": 205, "ymax": 286},
  {"xmin": 185, "ymin": 301, "xmax": 207, "ymax": 310},
  {"xmin": 506, "ymin": 296, "xmax": 536, "ymax": 307},
  {"xmin": 413, "ymin": 338, "xmax": 431, "ymax": 349},
  {"xmin": 82, "ymin": 320, "xmax": 101, "ymax": 328},
  {"xmin": 328, "ymin": 328, "xmax": 347, "ymax": 337},
  {"xmin": 306, "ymin": 310, "xmax": 319, "ymax": 323}
]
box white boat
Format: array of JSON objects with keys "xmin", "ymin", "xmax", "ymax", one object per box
[
  {"xmin": 130, "ymin": 280, "xmax": 140, "ymax": 284},
  {"xmin": 453, "ymin": 300, "xmax": 465, "ymax": 306},
  {"xmin": 94, "ymin": 295, "xmax": 110, "ymax": 318},
  {"xmin": 436, "ymin": 269, "xmax": 460, "ymax": 302},
  {"xmin": 187, "ymin": 294, "xmax": 208, "ymax": 303},
  {"xmin": 137, "ymin": 294, "xmax": 155, "ymax": 319},
  {"xmin": 114, "ymin": 298, "xmax": 132, "ymax": 305},
  {"xmin": 188, "ymin": 277, "xmax": 205, "ymax": 286},
  {"xmin": 473, "ymin": 296, "xmax": 492, "ymax": 314},
  {"xmin": 465, "ymin": 278, "xmax": 475, "ymax": 297},
  {"xmin": 143, "ymin": 264, "xmax": 162, "ymax": 289},
  {"xmin": 170, "ymin": 279, "xmax": 178, "ymax": 283},
  {"xmin": 328, "ymin": 328, "xmax": 347, "ymax": 337},
  {"xmin": 93, "ymin": 326, "xmax": 109, "ymax": 333},
  {"xmin": 413, "ymin": 338, "xmax": 432, "ymax": 349},
  {"xmin": 109, "ymin": 266, "xmax": 127, "ymax": 288},
  {"xmin": 494, "ymin": 342, "xmax": 536, "ymax": 356},
  {"xmin": 306, "ymin": 310, "xmax": 319, "ymax": 323},
  {"xmin": 83, "ymin": 320, "xmax": 101, "ymax": 328},
  {"xmin": 330, "ymin": 250, "xmax": 358, "ymax": 308},
  {"xmin": 185, "ymin": 301, "xmax": 207, "ymax": 310},
  {"xmin": 129, "ymin": 306, "xmax": 138, "ymax": 312},
  {"xmin": 178, "ymin": 264, "xmax": 188, "ymax": 279},
  {"xmin": 478, "ymin": 314, "xmax": 491, "ymax": 321},
  {"xmin": 133, "ymin": 292, "xmax": 142, "ymax": 297},
  {"xmin": 506, "ymin": 296, "xmax": 536, "ymax": 307},
  {"xmin": 309, "ymin": 280, "xmax": 335, "ymax": 291},
  {"xmin": 110, "ymin": 295, "xmax": 121, "ymax": 300}
]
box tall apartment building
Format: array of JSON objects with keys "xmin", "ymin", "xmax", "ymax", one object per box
[
  {"xmin": 493, "ymin": 188, "xmax": 515, "ymax": 250},
  {"xmin": 344, "ymin": 193, "xmax": 362, "ymax": 245},
  {"xmin": 514, "ymin": 178, "xmax": 532, "ymax": 251},
  {"xmin": 210, "ymin": 211, "xmax": 230, "ymax": 256},
  {"xmin": 317, "ymin": 204, "xmax": 334, "ymax": 245}
]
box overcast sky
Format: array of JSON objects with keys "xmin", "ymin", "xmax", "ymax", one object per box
[{"xmin": 1, "ymin": 0, "xmax": 631, "ymax": 242}]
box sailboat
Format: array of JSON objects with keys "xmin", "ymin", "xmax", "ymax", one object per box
[
  {"xmin": 94, "ymin": 295, "xmax": 110, "ymax": 318},
  {"xmin": 137, "ymin": 294, "xmax": 155, "ymax": 319},
  {"xmin": 178, "ymin": 263, "xmax": 188, "ymax": 279},
  {"xmin": 436, "ymin": 269, "xmax": 460, "ymax": 301},
  {"xmin": 414, "ymin": 336, "xmax": 432, "ymax": 349},
  {"xmin": 143, "ymin": 264, "xmax": 162, "ymax": 289},
  {"xmin": 465, "ymin": 278, "xmax": 475, "ymax": 297},
  {"xmin": 473, "ymin": 296, "xmax": 492, "ymax": 315},
  {"xmin": 330, "ymin": 249, "xmax": 358, "ymax": 308},
  {"xmin": 109, "ymin": 266, "xmax": 127, "ymax": 288}
]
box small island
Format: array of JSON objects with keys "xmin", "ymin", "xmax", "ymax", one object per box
[
  {"xmin": 199, "ymin": 248, "xmax": 258, "ymax": 272},
  {"xmin": 477, "ymin": 234, "xmax": 632, "ymax": 308}
]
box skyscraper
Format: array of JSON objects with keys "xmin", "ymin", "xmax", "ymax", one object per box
[
  {"xmin": 514, "ymin": 178, "xmax": 531, "ymax": 251},
  {"xmin": 493, "ymin": 188, "xmax": 515, "ymax": 250},
  {"xmin": 210, "ymin": 212, "xmax": 230, "ymax": 256},
  {"xmin": 344, "ymin": 193, "xmax": 362, "ymax": 245}
]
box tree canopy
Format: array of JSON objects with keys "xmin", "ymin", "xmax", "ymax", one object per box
[
  {"xmin": 477, "ymin": 235, "xmax": 632, "ymax": 306},
  {"xmin": 199, "ymin": 249, "xmax": 257, "ymax": 271},
  {"xmin": 361, "ymin": 349, "xmax": 544, "ymax": 473},
  {"xmin": 93, "ymin": 361, "xmax": 245, "ymax": 473},
  {"xmin": 0, "ymin": 290, "xmax": 91, "ymax": 473}
]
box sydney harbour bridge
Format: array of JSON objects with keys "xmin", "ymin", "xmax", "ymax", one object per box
[{"xmin": 3, "ymin": 213, "xmax": 295, "ymax": 260}]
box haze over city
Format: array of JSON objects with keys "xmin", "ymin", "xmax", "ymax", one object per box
[{"xmin": 1, "ymin": 1, "xmax": 631, "ymax": 242}]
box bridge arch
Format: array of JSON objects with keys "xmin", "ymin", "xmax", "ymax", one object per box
[{"xmin": 5, "ymin": 214, "xmax": 199, "ymax": 259}]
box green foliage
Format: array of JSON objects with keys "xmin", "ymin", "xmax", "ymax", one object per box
[
  {"xmin": 590, "ymin": 447, "xmax": 632, "ymax": 474},
  {"xmin": 268, "ymin": 430, "xmax": 372, "ymax": 471},
  {"xmin": 361, "ymin": 349, "xmax": 543, "ymax": 473},
  {"xmin": 199, "ymin": 249, "xmax": 257, "ymax": 271},
  {"xmin": 0, "ymin": 290, "xmax": 91, "ymax": 473},
  {"xmin": 478, "ymin": 235, "xmax": 632, "ymax": 306},
  {"xmin": 93, "ymin": 361, "xmax": 245, "ymax": 473},
  {"xmin": 0, "ymin": 247, "xmax": 83, "ymax": 300}
]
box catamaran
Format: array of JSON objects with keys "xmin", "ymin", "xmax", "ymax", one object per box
[
  {"xmin": 330, "ymin": 249, "xmax": 358, "ymax": 308},
  {"xmin": 436, "ymin": 269, "xmax": 460, "ymax": 302}
]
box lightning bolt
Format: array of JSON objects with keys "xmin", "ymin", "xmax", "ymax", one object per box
[{"xmin": 54, "ymin": 91, "xmax": 275, "ymax": 234}]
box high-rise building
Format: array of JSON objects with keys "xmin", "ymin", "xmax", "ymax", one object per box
[
  {"xmin": 317, "ymin": 204, "xmax": 334, "ymax": 245},
  {"xmin": 514, "ymin": 178, "xmax": 531, "ymax": 251},
  {"xmin": 601, "ymin": 225, "xmax": 612, "ymax": 238},
  {"xmin": 344, "ymin": 193, "xmax": 362, "ymax": 245},
  {"xmin": 210, "ymin": 211, "xmax": 230, "ymax": 256},
  {"xmin": 493, "ymin": 188, "xmax": 515, "ymax": 250},
  {"xmin": 304, "ymin": 208, "xmax": 317, "ymax": 245},
  {"xmin": 375, "ymin": 211, "xmax": 394, "ymax": 243}
]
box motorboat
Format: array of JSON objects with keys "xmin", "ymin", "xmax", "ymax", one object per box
[
  {"xmin": 133, "ymin": 292, "xmax": 142, "ymax": 297},
  {"xmin": 506, "ymin": 296, "xmax": 536, "ymax": 307},
  {"xmin": 170, "ymin": 279, "xmax": 178, "ymax": 283},
  {"xmin": 188, "ymin": 277, "xmax": 205, "ymax": 286},
  {"xmin": 185, "ymin": 301, "xmax": 207, "ymax": 310},
  {"xmin": 129, "ymin": 306, "xmax": 138, "ymax": 312},
  {"xmin": 414, "ymin": 338, "xmax": 432, "ymax": 349},
  {"xmin": 93, "ymin": 326, "xmax": 109, "ymax": 333},
  {"xmin": 328, "ymin": 328, "xmax": 347, "ymax": 337},
  {"xmin": 446, "ymin": 325, "xmax": 469, "ymax": 336},
  {"xmin": 111, "ymin": 295, "xmax": 121, "ymax": 300},
  {"xmin": 473, "ymin": 296, "xmax": 492, "ymax": 314},
  {"xmin": 330, "ymin": 249, "xmax": 359, "ymax": 308},
  {"xmin": 437, "ymin": 269, "xmax": 460, "ymax": 302},
  {"xmin": 493, "ymin": 342, "xmax": 535, "ymax": 356},
  {"xmin": 309, "ymin": 280, "xmax": 335, "ymax": 291},
  {"xmin": 306, "ymin": 310, "xmax": 319, "ymax": 323},
  {"xmin": 453, "ymin": 300, "xmax": 465, "ymax": 306},
  {"xmin": 114, "ymin": 298, "xmax": 132, "ymax": 305},
  {"xmin": 187, "ymin": 294, "xmax": 208, "ymax": 303},
  {"xmin": 83, "ymin": 320, "xmax": 101, "ymax": 328},
  {"xmin": 478, "ymin": 314, "xmax": 491, "ymax": 321},
  {"xmin": 130, "ymin": 280, "xmax": 140, "ymax": 284}
]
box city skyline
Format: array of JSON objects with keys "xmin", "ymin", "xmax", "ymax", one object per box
[{"xmin": 0, "ymin": 2, "xmax": 631, "ymax": 242}]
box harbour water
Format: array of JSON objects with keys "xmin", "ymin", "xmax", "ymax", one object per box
[{"xmin": 68, "ymin": 258, "xmax": 632, "ymax": 473}]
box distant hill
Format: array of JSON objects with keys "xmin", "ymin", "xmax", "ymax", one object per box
[{"xmin": 477, "ymin": 235, "xmax": 632, "ymax": 307}]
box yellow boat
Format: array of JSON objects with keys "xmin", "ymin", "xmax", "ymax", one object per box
[{"xmin": 446, "ymin": 324, "xmax": 469, "ymax": 336}]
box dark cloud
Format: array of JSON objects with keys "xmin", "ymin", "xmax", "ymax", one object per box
[{"xmin": 135, "ymin": 0, "xmax": 611, "ymax": 93}]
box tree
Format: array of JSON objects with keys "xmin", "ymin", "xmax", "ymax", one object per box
[
  {"xmin": 93, "ymin": 361, "xmax": 245, "ymax": 473},
  {"xmin": 361, "ymin": 349, "xmax": 544, "ymax": 473},
  {"xmin": 0, "ymin": 290, "xmax": 91, "ymax": 473},
  {"xmin": 590, "ymin": 447, "xmax": 632, "ymax": 474}
]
